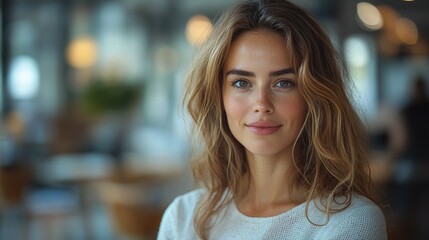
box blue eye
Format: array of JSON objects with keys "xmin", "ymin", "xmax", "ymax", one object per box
[
  {"xmin": 232, "ymin": 80, "xmax": 250, "ymax": 89},
  {"xmin": 275, "ymin": 80, "xmax": 295, "ymax": 88}
]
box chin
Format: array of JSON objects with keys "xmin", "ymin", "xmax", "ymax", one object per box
[
  {"xmin": 243, "ymin": 141, "xmax": 294, "ymax": 158},
  {"xmin": 246, "ymin": 147, "xmax": 287, "ymax": 157}
]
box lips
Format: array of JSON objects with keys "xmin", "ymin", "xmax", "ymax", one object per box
[{"xmin": 245, "ymin": 121, "xmax": 282, "ymax": 135}]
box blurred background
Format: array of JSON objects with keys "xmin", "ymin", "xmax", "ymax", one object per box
[{"xmin": 0, "ymin": 0, "xmax": 428, "ymax": 239}]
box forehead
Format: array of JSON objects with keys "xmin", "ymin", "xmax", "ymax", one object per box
[
  {"xmin": 233, "ymin": 29, "xmax": 284, "ymax": 43},
  {"xmin": 224, "ymin": 30, "xmax": 292, "ymax": 72}
]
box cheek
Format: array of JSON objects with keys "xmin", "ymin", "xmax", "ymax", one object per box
[
  {"xmin": 281, "ymin": 97, "xmax": 306, "ymax": 123},
  {"xmin": 223, "ymin": 95, "xmax": 246, "ymax": 126}
]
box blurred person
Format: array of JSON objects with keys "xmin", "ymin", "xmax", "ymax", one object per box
[
  {"xmin": 157, "ymin": 0, "xmax": 387, "ymax": 239},
  {"xmin": 389, "ymin": 75, "xmax": 429, "ymax": 239},
  {"xmin": 367, "ymin": 100, "xmax": 406, "ymax": 188},
  {"xmin": 400, "ymin": 75, "xmax": 429, "ymax": 166}
]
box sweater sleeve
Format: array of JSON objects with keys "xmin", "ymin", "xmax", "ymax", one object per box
[
  {"xmin": 157, "ymin": 189, "xmax": 203, "ymax": 240},
  {"xmin": 157, "ymin": 198, "xmax": 179, "ymax": 240},
  {"xmin": 322, "ymin": 204, "xmax": 388, "ymax": 240}
]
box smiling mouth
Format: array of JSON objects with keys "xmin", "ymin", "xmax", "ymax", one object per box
[{"xmin": 245, "ymin": 122, "xmax": 282, "ymax": 135}]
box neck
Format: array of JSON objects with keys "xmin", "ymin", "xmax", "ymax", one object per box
[{"xmin": 236, "ymin": 152, "xmax": 304, "ymax": 217}]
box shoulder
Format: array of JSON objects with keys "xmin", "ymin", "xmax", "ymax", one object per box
[
  {"xmin": 318, "ymin": 194, "xmax": 387, "ymax": 240},
  {"xmin": 157, "ymin": 188, "xmax": 205, "ymax": 240},
  {"xmin": 173, "ymin": 188, "xmax": 206, "ymax": 208},
  {"xmin": 343, "ymin": 194, "xmax": 386, "ymax": 222},
  {"xmin": 162, "ymin": 188, "xmax": 205, "ymax": 221}
]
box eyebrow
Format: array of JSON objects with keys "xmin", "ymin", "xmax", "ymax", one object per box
[
  {"xmin": 224, "ymin": 68, "xmax": 294, "ymax": 77},
  {"xmin": 269, "ymin": 68, "xmax": 294, "ymax": 76}
]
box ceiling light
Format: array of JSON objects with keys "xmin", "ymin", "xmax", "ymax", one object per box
[
  {"xmin": 357, "ymin": 2, "xmax": 383, "ymax": 31},
  {"xmin": 395, "ymin": 17, "xmax": 418, "ymax": 45},
  {"xmin": 66, "ymin": 36, "xmax": 98, "ymax": 69},
  {"xmin": 186, "ymin": 15, "xmax": 213, "ymax": 46}
]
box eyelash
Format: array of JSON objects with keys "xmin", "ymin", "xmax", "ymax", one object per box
[
  {"xmin": 230, "ymin": 79, "xmax": 295, "ymax": 89},
  {"xmin": 231, "ymin": 79, "xmax": 250, "ymax": 89},
  {"xmin": 275, "ymin": 80, "xmax": 295, "ymax": 88}
]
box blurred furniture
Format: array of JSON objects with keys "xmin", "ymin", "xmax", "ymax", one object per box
[
  {"xmin": 32, "ymin": 152, "xmax": 185, "ymax": 239},
  {"xmin": 24, "ymin": 187, "xmax": 84, "ymax": 240},
  {"xmin": 0, "ymin": 165, "xmax": 30, "ymax": 206},
  {"xmin": 33, "ymin": 153, "xmax": 116, "ymax": 240},
  {"xmin": 96, "ymin": 181, "xmax": 166, "ymax": 239},
  {"xmin": 0, "ymin": 164, "xmax": 31, "ymax": 240},
  {"xmin": 94, "ymin": 158, "xmax": 184, "ymax": 239}
]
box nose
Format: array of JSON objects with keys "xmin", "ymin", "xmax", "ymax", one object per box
[{"xmin": 253, "ymin": 91, "xmax": 274, "ymax": 114}]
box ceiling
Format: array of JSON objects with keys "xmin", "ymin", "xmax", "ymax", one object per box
[
  {"xmin": 130, "ymin": 0, "xmax": 427, "ymax": 36},
  {"xmin": 123, "ymin": 0, "xmax": 429, "ymax": 56},
  {"xmin": 373, "ymin": 0, "xmax": 429, "ymax": 42}
]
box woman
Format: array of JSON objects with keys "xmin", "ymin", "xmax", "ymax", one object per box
[{"xmin": 158, "ymin": 0, "xmax": 387, "ymax": 239}]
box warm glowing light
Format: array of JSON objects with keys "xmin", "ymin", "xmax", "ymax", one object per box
[
  {"xmin": 395, "ymin": 17, "xmax": 418, "ymax": 45},
  {"xmin": 377, "ymin": 5, "xmax": 399, "ymax": 30},
  {"xmin": 357, "ymin": 2, "xmax": 383, "ymax": 30},
  {"xmin": 186, "ymin": 15, "xmax": 213, "ymax": 46},
  {"xmin": 66, "ymin": 36, "xmax": 98, "ymax": 69}
]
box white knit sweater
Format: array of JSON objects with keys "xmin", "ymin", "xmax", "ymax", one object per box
[{"xmin": 157, "ymin": 189, "xmax": 387, "ymax": 240}]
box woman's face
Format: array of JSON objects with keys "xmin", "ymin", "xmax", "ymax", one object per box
[{"xmin": 222, "ymin": 30, "xmax": 306, "ymax": 158}]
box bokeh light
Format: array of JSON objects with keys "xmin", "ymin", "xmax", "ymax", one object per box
[
  {"xmin": 186, "ymin": 15, "xmax": 213, "ymax": 46},
  {"xmin": 8, "ymin": 55, "xmax": 40, "ymax": 100},
  {"xmin": 66, "ymin": 36, "xmax": 98, "ymax": 69},
  {"xmin": 357, "ymin": 2, "xmax": 383, "ymax": 31}
]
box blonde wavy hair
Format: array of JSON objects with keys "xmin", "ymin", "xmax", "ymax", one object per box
[{"xmin": 183, "ymin": 0, "xmax": 373, "ymax": 238}]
